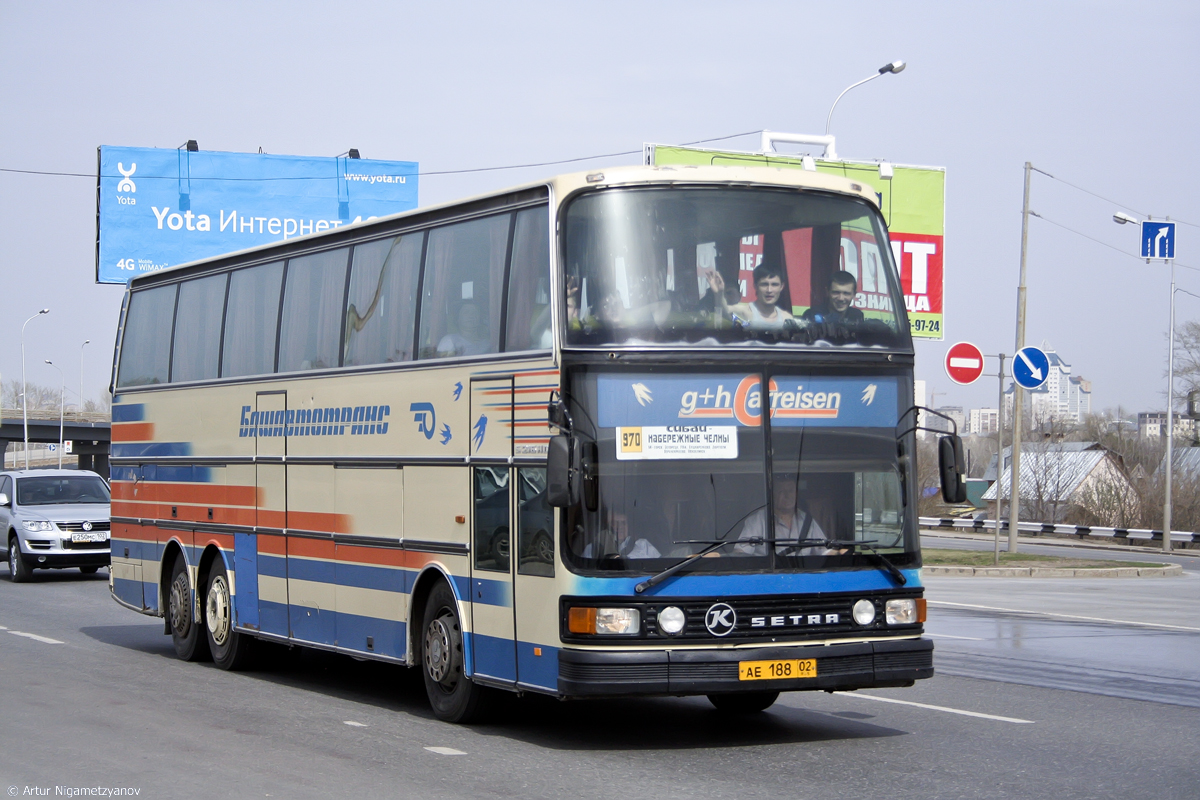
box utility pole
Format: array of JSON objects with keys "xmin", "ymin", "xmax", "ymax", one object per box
[
  {"xmin": 1008, "ymin": 163, "xmax": 1032, "ymax": 554},
  {"xmin": 995, "ymin": 354, "xmax": 1006, "ymax": 565}
]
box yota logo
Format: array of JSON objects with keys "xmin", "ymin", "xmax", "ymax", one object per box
[{"xmin": 116, "ymin": 163, "xmax": 137, "ymax": 193}]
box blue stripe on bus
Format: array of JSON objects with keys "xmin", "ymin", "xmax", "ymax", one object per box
[
  {"xmin": 470, "ymin": 632, "xmax": 517, "ymax": 682},
  {"xmin": 112, "ymin": 404, "xmax": 145, "ymax": 422},
  {"xmin": 111, "ymin": 442, "xmax": 193, "ymax": 458},
  {"xmin": 470, "ymin": 576, "xmax": 511, "ymax": 607},
  {"xmin": 571, "ymin": 568, "xmax": 923, "ymax": 597},
  {"xmin": 335, "ymin": 612, "xmax": 406, "ymax": 659},
  {"xmin": 152, "ymin": 465, "xmax": 213, "ymax": 483},
  {"xmin": 517, "ymin": 641, "xmax": 559, "ymax": 690},
  {"xmin": 112, "ymin": 577, "xmax": 144, "ymax": 608}
]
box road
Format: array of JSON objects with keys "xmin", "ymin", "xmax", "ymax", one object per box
[{"xmin": 1, "ymin": 562, "xmax": 1198, "ymax": 799}]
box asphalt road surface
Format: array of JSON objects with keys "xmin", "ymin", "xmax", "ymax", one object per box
[{"xmin": 2, "ymin": 563, "xmax": 1197, "ymax": 799}]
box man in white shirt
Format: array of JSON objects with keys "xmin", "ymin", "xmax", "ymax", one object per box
[{"xmin": 735, "ymin": 474, "xmax": 836, "ymax": 556}]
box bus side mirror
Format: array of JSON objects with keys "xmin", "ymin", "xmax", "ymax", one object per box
[
  {"xmin": 547, "ymin": 435, "xmax": 574, "ymax": 507},
  {"xmin": 579, "ymin": 440, "xmax": 598, "ymax": 512},
  {"xmin": 938, "ymin": 435, "xmax": 967, "ymax": 504}
]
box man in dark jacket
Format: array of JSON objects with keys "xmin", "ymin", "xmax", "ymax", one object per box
[{"xmin": 801, "ymin": 271, "xmax": 864, "ymax": 325}]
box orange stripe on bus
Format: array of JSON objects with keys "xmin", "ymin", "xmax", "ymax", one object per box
[
  {"xmin": 289, "ymin": 510, "xmax": 352, "ymax": 535},
  {"xmin": 111, "ymin": 422, "xmax": 155, "ymax": 442}
]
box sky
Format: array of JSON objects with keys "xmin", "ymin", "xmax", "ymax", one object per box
[{"xmin": 2, "ymin": 1, "xmax": 1197, "ymax": 415}]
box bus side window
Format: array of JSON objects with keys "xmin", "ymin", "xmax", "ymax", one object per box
[
  {"xmin": 474, "ymin": 467, "xmax": 510, "ymax": 573},
  {"xmin": 344, "ymin": 234, "xmax": 423, "ymax": 366},
  {"xmin": 117, "ymin": 283, "xmax": 177, "ymax": 388},
  {"xmin": 418, "ymin": 214, "xmax": 511, "ymax": 359},
  {"xmin": 171, "ymin": 274, "xmax": 227, "ymax": 383},
  {"xmin": 278, "ymin": 248, "xmax": 349, "ymax": 373},
  {"xmin": 222, "ymin": 261, "xmax": 284, "ymax": 378},
  {"xmin": 505, "ymin": 207, "xmax": 551, "ymax": 352}
]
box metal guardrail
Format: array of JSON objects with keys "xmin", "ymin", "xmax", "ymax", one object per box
[{"xmin": 919, "ymin": 516, "xmax": 1200, "ymax": 546}]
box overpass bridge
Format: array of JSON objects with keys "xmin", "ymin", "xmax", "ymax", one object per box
[{"xmin": 0, "ymin": 409, "xmax": 110, "ymax": 476}]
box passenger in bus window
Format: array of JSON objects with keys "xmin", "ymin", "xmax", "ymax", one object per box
[
  {"xmin": 801, "ymin": 271, "xmax": 864, "ymax": 326},
  {"xmin": 705, "ymin": 263, "xmax": 795, "ymax": 330},
  {"xmin": 733, "ymin": 474, "xmax": 834, "ymax": 555},
  {"xmin": 437, "ymin": 302, "xmax": 491, "ymax": 357}
]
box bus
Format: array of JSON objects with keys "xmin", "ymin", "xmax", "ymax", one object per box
[{"xmin": 108, "ymin": 164, "xmax": 963, "ymax": 722}]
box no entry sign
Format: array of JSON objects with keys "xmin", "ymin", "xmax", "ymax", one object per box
[{"xmin": 945, "ymin": 342, "xmax": 985, "ymax": 385}]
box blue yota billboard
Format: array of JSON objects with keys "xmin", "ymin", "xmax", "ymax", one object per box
[{"xmin": 95, "ymin": 145, "xmax": 418, "ymax": 284}]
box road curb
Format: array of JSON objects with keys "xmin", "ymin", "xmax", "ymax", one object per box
[{"xmin": 924, "ymin": 564, "xmax": 1184, "ymax": 578}]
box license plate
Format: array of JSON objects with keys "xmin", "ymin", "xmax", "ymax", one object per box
[
  {"xmin": 71, "ymin": 532, "xmax": 106, "ymax": 543},
  {"xmin": 738, "ymin": 658, "xmax": 817, "ymax": 681}
]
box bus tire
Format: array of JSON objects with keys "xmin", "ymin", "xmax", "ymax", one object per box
[
  {"xmin": 167, "ymin": 556, "xmax": 210, "ymax": 662},
  {"xmin": 420, "ymin": 581, "xmax": 489, "ymax": 723},
  {"xmin": 707, "ymin": 691, "xmax": 779, "ymax": 713},
  {"xmin": 204, "ymin": 559, "xmax": 253, "ymax": 671},
  {"xmin": 9, "ymin": 535, "xmax": 32, "ymax": 583}
]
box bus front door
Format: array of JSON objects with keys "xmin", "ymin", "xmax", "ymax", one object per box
[
  {"xmin": 469, "ymin": 378, "xmax": 516, "ymax": 685},
  {"xmin": 253, "ymin": 390, "xmax": 289, "ymax": 638}
]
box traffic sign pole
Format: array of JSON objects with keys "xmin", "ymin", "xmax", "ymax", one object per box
[
  {"xmin": 994, "ymin": 353, "xmax": 1006, "ymax": 566},
  {"xmin": 1164, "ymin": 257, "xmax": 1175, "ymax": 552}
]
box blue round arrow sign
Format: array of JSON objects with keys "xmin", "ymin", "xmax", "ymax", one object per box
[{"xmin": 1013, "ymin": 346, "xmax": 1049, "ymax": 389}]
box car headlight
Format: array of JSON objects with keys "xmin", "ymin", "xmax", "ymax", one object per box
[
  {"xmin": 852, "ymin": 599, "xmax": 877, "ymax": 626},
  {"xmin": 885, "ymin": 598, "xmax": 917, "ymax": 625},
  {"xmin": 568, "ymin": 607, "xmax": 641, "ymax": 635},
  {"xmin": 22, "ymin": 520, "xmax": 53, "ymax": 532}
]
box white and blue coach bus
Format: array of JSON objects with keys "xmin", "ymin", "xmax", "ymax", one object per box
[{"xmin": 108, "ymin": 165, "xmax": 964, "ymax": 722}]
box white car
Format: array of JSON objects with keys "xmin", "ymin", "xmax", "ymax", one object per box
[{"xmin": 1, "ymin": 469, "xmax": 111, "ymax": 582}]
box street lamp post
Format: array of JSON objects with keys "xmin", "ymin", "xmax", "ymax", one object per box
[
  {"xmin": 1113, "ymin": 211, "xmax": 1174, "ymax": 552},
  {"xmin": 79, "ymin": 340, "xmax": 90, "ymax": 419},
  {"xmin": 20, "ymin": 309, "xmax": 50, "ymax": 471},
  {"xmin": 45, "ymin": 360, "xmax": 64, "ymax": 470},
  {"xmin": 823, "ymin": 61, "xmax": 906, "ymax": 160}
]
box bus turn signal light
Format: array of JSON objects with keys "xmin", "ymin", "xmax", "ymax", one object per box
[
  {"xmin": 916, "ymin": 597, "xmax": 927, "ymax": 623},
  {"xmin": 568, "ymin": 607, "xmax": 597, "ymax": 634}
]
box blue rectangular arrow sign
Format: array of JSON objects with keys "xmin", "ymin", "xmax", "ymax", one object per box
[{"xmin": 1141, "ymin": 221, "xmax": 1176, "ymax": 260}]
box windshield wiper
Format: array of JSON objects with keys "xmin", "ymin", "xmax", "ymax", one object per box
[
  {"xmin": 634, "ymin": 539, "xmax": 732, "ymax": 594},
  {"xmin": 815, "ymin": 539, "xmax": 908, "ymax": 586}
]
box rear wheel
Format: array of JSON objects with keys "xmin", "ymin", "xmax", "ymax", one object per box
[
  {"xmin": 167, "ymin": 557, "xmax": 210, "ymax": 661},
  {"xmin": 420, "ymin": 581, "xmax": 490, "ymax": 723},
  {"xmin": 707, "ymin": 691, "xmax": 779, "ymax": 713},
  {"xmin": 204, "ymin": 559, "xmax": 253, "ymax": 670},
  {"xmin": 8, "ymin": 537, "xmax": 32, "ymax": 583}
]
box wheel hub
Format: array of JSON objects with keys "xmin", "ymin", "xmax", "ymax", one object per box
[
  {"xmin": 425, "ymin": 618, "xmax": 453, "ymax": 684},
  {"xmin": 206, "ymin": 575, "xmax": 231, "ymax": 646},
  {"xmin": 169, "ymin": 573, "xmax": 191, "ymax": 636}
]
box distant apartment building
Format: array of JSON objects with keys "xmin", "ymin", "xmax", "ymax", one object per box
[
  {"xmin": 930, "ymin": 406, "xmax": 965, "ymax": 435},
  {"xmin": 1003, "ymin": 346, "xmax": 1091, "ymax": 425},
  {"xmin": 969, "ymin": 408, "xmax": 1000, "ymax": 435},
  {"xmin": 1138, "ymin": 411, "xmax": 1197, "ymax": 440}
]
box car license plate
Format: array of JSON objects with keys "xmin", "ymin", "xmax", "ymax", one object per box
[
  {"xmin": 738, "ymin": 658, "xmax": 817, "ymax": 681},
  {"xmin": 71, "ymin": 532, "xmax": 106, "ymax": 543}
]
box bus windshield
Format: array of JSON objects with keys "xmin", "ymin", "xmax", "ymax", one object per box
[
  {"xmin": 563, "ymin": 369, "xmax": 917, "ymax": 575},
  {"xmin": 563, "ymin": 186, "xmax": 910, "ymax": 349}
]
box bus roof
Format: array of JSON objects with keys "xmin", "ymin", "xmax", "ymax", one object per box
[{"xmin": 126, "ymin": 164, "xmax": 881, "ymax": 290}]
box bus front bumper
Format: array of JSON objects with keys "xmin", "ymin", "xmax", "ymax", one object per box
[{"xmin": 558, "ymin": 637, "xmax": 933, "ymax": 697}]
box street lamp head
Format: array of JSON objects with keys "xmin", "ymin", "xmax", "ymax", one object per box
[
  {"xmin": 45, "ymin": 359, "xmax": 54, "ymax": 366},
  {"xmin": 83, "ymin": 339, "xmax": 91, "ymax": 345},
  {"xmin": 879, "ymin": 61, "xmax": 906, "ymax": 75},
  {"xmin": 39, "ymin": 308, "xmax": 49, "ymax": 315},
  {"xmin": 1113, "ymin": 211, "xmax": 1140, "ymax": 225}
]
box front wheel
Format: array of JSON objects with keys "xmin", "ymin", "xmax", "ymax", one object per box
[
  {"xmin": 167, "ymin": 557, "xmax": 210, "ymax": 662},
  {"xmin": 707, "ymin": 691, "xmax": 779, "ymax": 713},
  {"xmin": 205, "ymin": 559, "xmax": 254, "ymax": 670},
  {"xmin": 8, "ymin": 537, "xmax": 32, "ymax": 583},
  {"xmin": 420, "ymin": 581, "xmax": 490, "ymax": 723}
]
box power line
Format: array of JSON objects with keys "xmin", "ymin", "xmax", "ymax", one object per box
[
  {"xmin": 0, "ymin": 130, "xmax": 764, "ymax": 182},
  {"xmin": 1030, "ymin": 210, "xmax": 1199, "ymax": 273},
  {"xmin": 1031, "ymin": 165, "xmax": 1198, "ymax": 230}
]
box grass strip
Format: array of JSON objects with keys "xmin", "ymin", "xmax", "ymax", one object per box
[{"xmin": 922, "ymin": 548, "xmax": 1162, "ymax": 569}]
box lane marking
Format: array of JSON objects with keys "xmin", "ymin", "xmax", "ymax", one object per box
[
  {"xmin": 925, "ymin": 632, "xmax": 984, "ymax": 641},
  {"xmin": 424, "ymin": 747, "xmax": 467, "ymax": 756},
  {"xmin": 833, "ymin": 692, "xmax": 1035, "ymax": 723},
  {"xmin": 8, "ymin": 630, "xmax": 64, "ymax": 644},
  {"xmin": 343, "ymin": 721, "xmax": 368, "ymax": 728},
  {"xmin": 929, "ymin": 600, "xmax": 1200, "ymax": 633}
]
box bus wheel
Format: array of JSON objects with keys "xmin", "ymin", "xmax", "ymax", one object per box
[
  {"xmin": 420, "ymin": 581, "xmax": 489, "ymax": 723},
  {"xmin": 707, "ymin": 691, "xmax": 779, "ymax": 713},
  {"xmin": 167, "ymin": 556, "xmax": 210, "ymax": 662},
  {"xmin": 204, "ymin": 559, "xmax": 253, "ymax": 670}
]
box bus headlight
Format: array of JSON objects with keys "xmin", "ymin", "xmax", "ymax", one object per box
[
  {"xmin": 657, "ymin": 606, "xmax": 686, "ymax": 635},
  {"xmin": 852, "ymin": 599, "xmax": 876, "ymax": 626},
  {"xmin": 885, "ymin": 599, "xmax": 917, "ymax": 625},
  {"xmin": 568, "ymin": 607, "xmax": 640, "ymax": 635}
]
